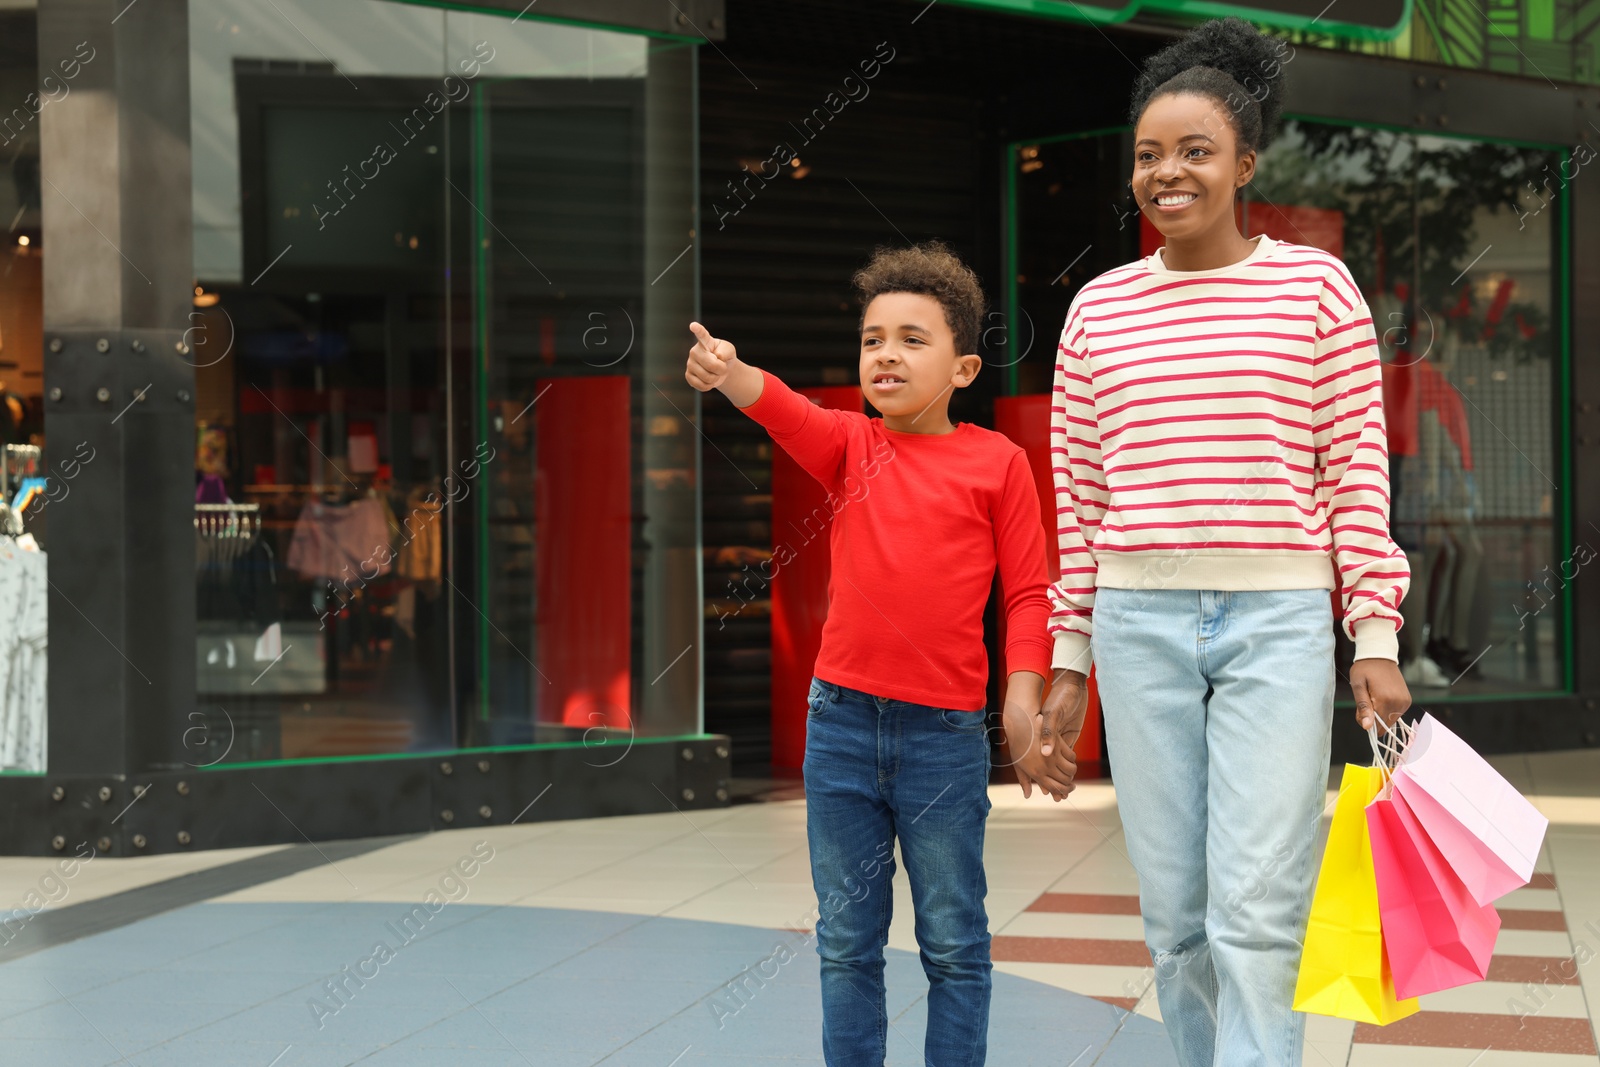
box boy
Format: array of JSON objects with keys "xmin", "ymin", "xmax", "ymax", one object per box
[{"xmin": 685, "ymin": 241, "xmax": 1077, "ymax": 1066}]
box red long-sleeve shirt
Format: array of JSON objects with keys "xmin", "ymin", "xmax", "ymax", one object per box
[{"xmin": 740, "ymin": 369, "xmax": 1054, "ymax": 711}]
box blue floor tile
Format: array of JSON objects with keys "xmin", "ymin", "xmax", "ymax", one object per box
[{"xmin": 0, "ymin": 901, "xmax": 1156, "ymax": 1064}]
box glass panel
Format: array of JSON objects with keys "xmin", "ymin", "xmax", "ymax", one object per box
[
  {"xmin": 1011, "ymin": 133, "xmax": 1138, "ymax": 397},
  {"xmin": 0, "ymin": 6, "xmax": 48, "ymax": 772},
  {"xmin": 187, "ymin": 0, "xmax": 700, "ymax": 764},
  {"xmin": 1252, "ymin": 123, "xmax": 1563, "ymax": 695},
  {"xmin": 1012, "ymin": 121, "xmax": 1565, "ymax": 700}
]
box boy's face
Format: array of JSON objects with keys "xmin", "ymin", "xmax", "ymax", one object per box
[{"xmin": 858, "ymin": 292, "xmax": 979, "ymax": 426}]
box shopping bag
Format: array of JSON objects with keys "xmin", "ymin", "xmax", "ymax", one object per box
[
  {"xmin": 1367, "ymin": 775, "xmax": 1500, "ymax": 1000},
  {"xmin": 1394, "ymin": 712, "xmax": 1548, "ymax": 906},
  {"xmin": 1293, "ymin": 762, "xmax": 1420, "ymax": 1025}
]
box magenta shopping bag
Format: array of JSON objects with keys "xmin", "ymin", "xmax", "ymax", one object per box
[
  {"xmin": 1393, "ymin": 713, "xmax": 1549, "ymax": 906},
  {"xmin": 1367, "ymin": 780, "xmax": 1500, "ymax": 1000}
]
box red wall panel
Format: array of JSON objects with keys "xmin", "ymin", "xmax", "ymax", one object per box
[
  {"xmin": 770, "ymin": 386, "xmax": 863, "ymax": 770},
  {"xmin": 534, "ymin": 376, "xmax": 632, "ymax": 729},
  {"xmin": 994, "ymin": 395, "xmax": 1104, "ymax": 778}
]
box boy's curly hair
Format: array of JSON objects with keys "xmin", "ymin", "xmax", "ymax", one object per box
[{"xmin": 851, "ymin": 240, "xmax": 986, "ymax": 356}]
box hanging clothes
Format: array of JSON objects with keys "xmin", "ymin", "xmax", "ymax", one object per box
[
  {"xmin": 287, "ymin": 496, "xmax": 392, "ymax": 582},
  {"xmin": 0, "ymin": 543, "xmax": 46, "ymax": 771},
  {"xmin": 395, "ymin": 486, "xmax": 443, "ymax": 583}
]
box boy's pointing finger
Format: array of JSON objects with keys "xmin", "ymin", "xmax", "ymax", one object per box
[{"xmin": 689, "ymin": 321, "xmax": 717, "ymax": 350}]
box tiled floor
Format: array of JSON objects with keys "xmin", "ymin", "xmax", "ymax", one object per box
[{"xmin": 0, "ymin": 748, "xmax": 1594, "ymax": 1065}]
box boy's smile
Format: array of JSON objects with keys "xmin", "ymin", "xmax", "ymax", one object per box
[{"xmin": 858, "ymin": 292, "xmax": 980, "ymax": 435}]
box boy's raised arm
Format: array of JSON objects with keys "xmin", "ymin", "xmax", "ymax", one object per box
[
  {"xmin": 685, "ymin": 321, "xmax": 851, "ymax": 489},
  {"xmin": 686, "ymin": 321, "xmax": 764, "ymax": 408}
]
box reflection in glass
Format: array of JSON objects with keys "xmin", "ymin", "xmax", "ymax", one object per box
[
  {"xmin": 1253, "ymin": 124, "xmax": 1561, "ymax": 695},
  {"xmin": 187, "ymin": 1, "xmax": 700, "ymax": 763},
  {"xmin": 1011, "ymin": 121, "xmax": 1564, "ymax": 699}
]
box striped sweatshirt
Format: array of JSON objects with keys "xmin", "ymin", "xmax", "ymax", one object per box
[{"xmin": 1048, "ymin": 234, "xmax": 1410, "ymax": 672}]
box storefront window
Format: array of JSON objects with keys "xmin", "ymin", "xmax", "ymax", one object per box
[
  {"xmin": 1253, "ymin": 122, "xmax": 1564, "ymax": 694},
  {"xmin": 0, "ymin": 7, "xmax": 48, "ymax": 773},
  {"xmin": 1010, "ymin": 119, "xmax": 1566, "ymax": 699},
  {"xmin": 187, "ymin": 0, "xmax": 700, "ymax": 763}
]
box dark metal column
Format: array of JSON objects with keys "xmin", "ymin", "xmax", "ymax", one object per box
[
  {"xmin": 1570, "ymin": 117, "xmax": 1600, "ymax": 712},
  {"xmin": 39, "ymin": 0, "xmax": 196, "ymax": 775}
]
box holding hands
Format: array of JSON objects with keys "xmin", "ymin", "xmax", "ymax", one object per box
[{"xmin": 1004, "ymin": 668, "xmax": 1087, "ymax": 801}]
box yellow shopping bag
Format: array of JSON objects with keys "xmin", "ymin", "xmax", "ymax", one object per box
[{"xmin": 1292, "ymin": 763, "xmax": 1420, "ymax": 1025}]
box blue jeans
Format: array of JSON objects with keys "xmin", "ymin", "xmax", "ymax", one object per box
[
  {"xmin": 803, "ymin": 676, "xmax": 993, "ymax": 1067},
  {"xmin": 1093, "ymin": 588, "xmax": 1334, "ymax": 1067}
]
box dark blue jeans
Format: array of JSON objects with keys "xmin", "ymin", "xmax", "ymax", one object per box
[{"xmin": 803, "ymin": 676, "xmax": 993, "ymax": 1067}]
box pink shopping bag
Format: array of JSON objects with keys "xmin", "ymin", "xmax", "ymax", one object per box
[
  {"xmin": 1367, "ymin": 779, "xmax": 1500, "ymax": 1000},
  {"xmin": 1393, "ymin": 713, "xmax": 1549, "ymax": 906}
]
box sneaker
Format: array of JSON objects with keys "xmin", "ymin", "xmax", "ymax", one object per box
[
  {"xmin": 1428, "ymin": 639, "xmax": 1482, "ymax": 680},
  {"xmin": 1401, "ymin": 654, "xmax": 1451, "ymax": 687}
]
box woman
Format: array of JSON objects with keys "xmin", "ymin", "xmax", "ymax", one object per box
[{"xmin": 1039, "ymin": 17, "xmax": 1413, "ymax": 1067}]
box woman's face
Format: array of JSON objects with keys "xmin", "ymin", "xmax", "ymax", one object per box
[{"xmin": 1132, "ymin": 91, "xmax": 1255, "ymax": 242}]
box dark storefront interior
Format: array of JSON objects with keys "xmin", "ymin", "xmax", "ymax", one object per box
[{"xmin": 698, "ymin": 0, "xmax": 1574, "ymax": 774}]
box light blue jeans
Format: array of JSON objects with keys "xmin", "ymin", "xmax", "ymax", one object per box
[{"xmin": 1093, "ymin": 587, "xmax": 1335, "ymax": 1067}]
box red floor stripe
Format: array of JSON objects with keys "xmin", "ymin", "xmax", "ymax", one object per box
[
  {"xmin": 1354, "ymin": 1013, "xmax": 1598, "ymax": 1054},
  {"xmin": 1026, "ymin": 893, "xmax": 1142, "ymax": 915},
  {"xmin": 1093, "ymin": 995, "xmax": 1140, "ymax": 1010},
  {"xmin": 991, "ymin": 935, "xmax": 1152, "ymax": 967},
  {"xmin": 1486, "ymin": 955, "xmax": 1584, "ymax": 985},
  {"xmin": 1500, "ymin": 909, "xmax": 1570, "ymax": 931}
]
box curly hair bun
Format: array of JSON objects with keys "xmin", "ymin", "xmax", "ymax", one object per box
[{"xmin": 1128, "ymin": 16, "xmax": 1289, "ymax": 153}]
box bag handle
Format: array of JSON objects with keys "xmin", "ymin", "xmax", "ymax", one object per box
[{"xmin": 1366, "ymin": 717, "xmax": 1413, "ymax": 787}]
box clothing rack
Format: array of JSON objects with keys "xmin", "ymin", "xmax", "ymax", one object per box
[{"xmin": 195, "ymin": 502, "xmax": 261, "ymax": 551}]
